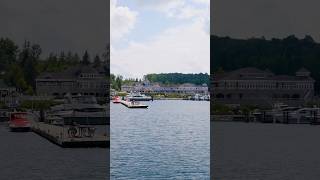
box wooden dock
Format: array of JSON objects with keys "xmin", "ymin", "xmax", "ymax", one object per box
[
  {"xmin": 31, "ymin": 120, "xmax": 109, "ymax": 148},
  {"xmin": 120, "ymin": 100, "xmax": 148, "ymax": 108}
]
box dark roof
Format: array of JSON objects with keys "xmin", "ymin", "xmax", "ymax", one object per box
[
  {"xmin": 37, "ymin": 65, "xmax": 101, "ymax": 80},
  {"xmin": 296, "ymin": 67, "xmax": 310, "ymax": 73},
  {"xmin": 214, "ymin": 67, "xmax": 314, "ymax": 81}
]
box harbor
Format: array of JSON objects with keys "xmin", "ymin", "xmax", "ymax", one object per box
[
  {"xmin": 1, "ymin": 94, "xmax": 110, "ymax": 148},
  {"xmin": 212, "ymin": 103, "xmax": 320, "ymax": 125}
]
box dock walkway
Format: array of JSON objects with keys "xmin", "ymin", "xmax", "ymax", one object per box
[{"xmin": 31, "ymin": 120, "xmax": 109, "ymax": 148}]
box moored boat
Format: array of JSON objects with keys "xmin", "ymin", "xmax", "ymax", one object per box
[
  {"xmin": 125, "ymin": 92, "xmax": 153, "ymax": 101},
  {"xmin": 8, "ymin": 112, "xmax": 31, "ymax": 132},
  {"xmin": 121, "ymin": 100, "xmax": 148, "ymax": 108},
  {"xmin": 112, "ymin": 96, "xmax": 121, "ymax": 103}
]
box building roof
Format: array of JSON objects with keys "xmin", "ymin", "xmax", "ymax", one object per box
[
  {"xmin": 37, "ymin": 64, "xmax": 103, "ymax": 80},
  {"xmin": 214, "ymin": 67, "xmax": 314, "ymax": 81},
  {"xmin": 296, "ymin": 67, "xmax": 310, "ymax": 73}
]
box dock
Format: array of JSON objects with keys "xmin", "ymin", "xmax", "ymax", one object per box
[
  {"xmin": 120, "ymin": 100, "xmax": 148, "ymax": 108},
  {"xmin": 31, "ymin": 120, "xmax": 109, "ymax": 148}
]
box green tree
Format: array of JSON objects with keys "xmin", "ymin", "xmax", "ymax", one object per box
[{"xmin": 82, "ymin": 50, "xmax": 90, "ymax": 65}]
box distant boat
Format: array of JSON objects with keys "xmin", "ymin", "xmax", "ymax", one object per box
[
  {"xmin": 112, "ymin": 96, "xmax": 121, "ymax": 103},
  {"xmin": 8, "ymin": 112, "xmax": 31, "ymax": 132},
  {"xmin": 121, "ymin": 100, "xmax": 148, "ymax": 108},
  {"xmin": 126, "ymin": 92, "xmax": 152, "ymax": 101}
]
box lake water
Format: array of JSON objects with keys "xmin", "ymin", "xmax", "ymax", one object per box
[
  {"xmin": 212, "ymin": 122, "xmax": 320, "ymax": 180},
  {"xmin": 111, "ymin": 100, "xmax": 210, "ymax": 179},
  {"xmin": 0, "ymin": 123, "xmax": 109, "ymax": 180}
]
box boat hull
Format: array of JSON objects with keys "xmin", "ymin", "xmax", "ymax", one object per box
[{"xmin": 9, "ymin": 126, "xmax": 31, "ymax": 132}]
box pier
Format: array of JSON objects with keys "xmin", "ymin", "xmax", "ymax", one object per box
[{"xmin": 31, "ymin": 120, "xmax": 109, "ymax": 148}]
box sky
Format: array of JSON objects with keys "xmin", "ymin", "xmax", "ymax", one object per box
[
  {"xmin": 212, "ymin": 0, "xmax": 320, "ymax": 42},
  {"xmin": 0, "ymin": 0, "xmax": 108, "ymax": 57},
  {"xmin": 111, "ymin": 0, "xmax": 210, "ymax": 78}
]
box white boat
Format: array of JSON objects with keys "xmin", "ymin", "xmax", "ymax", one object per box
[
  {"xmin": 289, "ymin": 108, "xmax": 320, "ymax": 124},
  {"xmin": 47, "ymin": 95, "xmax": 108, "ymax": 126},
  {"xmin": 125, "ymin": 92, "xmax": 153, "ymax": 101}
]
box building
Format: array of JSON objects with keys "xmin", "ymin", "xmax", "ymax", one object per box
[
  {"xmin": 212, "ymin": 67, "xmax": 314, "ymax": 107},
  {"xmin": 36, "ymin": 65, "xmax": 108, "ymax": 98},
  {"xmin": 121, "ymin": 81, "xmax": 208, "ymax": 95},
  {"xmin": 0, "ymin": 80, "xmax": 18, "ymax": 107}
]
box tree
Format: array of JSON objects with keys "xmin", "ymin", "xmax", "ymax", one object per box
[
  {"xmin": 82, "ymin": 50, "xmax": 90, "ymax": 65},
  {"xmin": 0, "ymin": 38, "xmax": 18, "ymax": 71},
  {"xmin": 93, "ymin": 55, "xmax": 101, "ymax": 67}
]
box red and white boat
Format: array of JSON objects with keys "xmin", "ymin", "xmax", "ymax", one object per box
[
  {"xmin": 112, "ymin": 96, "xmax": 121, "ymax": 104},
  {"xmin": 8, "ymin": 112, "xmax": 31, "ymax": 132}
]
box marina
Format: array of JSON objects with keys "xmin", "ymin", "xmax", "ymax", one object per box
[
  {"xmin": 0, "ymin": 94, "xmax": 110, "ymax": 148},
  {"xmin": 212, "ymin": 103, "xmax": 320, "ymax": 125}
]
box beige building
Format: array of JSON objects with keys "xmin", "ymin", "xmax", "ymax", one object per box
[
  {"xmin": 212, "ymin": 67, "xmax": 314, "ymax": 107},
  {"xmin": 0, "ymin": 80, "xmax": 18, "ymax": 107},
  {"xmin": 121, "ymin": 82, "xmax": 208, "ymax": 95},
  {"xmin": 36, "ymin": 65, "xmax": 108, "ymax": 98}
]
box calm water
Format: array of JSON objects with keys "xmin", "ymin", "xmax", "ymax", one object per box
[
  {"xmin": 111, "ymin": 100, "xmax": 210, "ymax": 179},
  {"xmin": 0, "ymin": 123, "xmax": 109, "ymax": 180},
  {"xmin": 212, "ymin": 122, "xmax": 320, "ymax": 180}
]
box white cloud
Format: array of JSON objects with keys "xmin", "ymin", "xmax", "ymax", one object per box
[
  {"xmin": 111, "ymin": 0, "xmax": 210, "ymax": 78},
  {"xmin": 191, "ymin": 0, "xmax": 209, "ymax": 5},
  {"xmin": 110, "ymin": 0, "xmax": 137, "ymax": 42},
  {"xmin": 111, "ymin": 20, "xmax": 209, "ymax": 78},
  {"xmin": 134, "ymin": 0, "xmax": 208, "ymax": 20}
]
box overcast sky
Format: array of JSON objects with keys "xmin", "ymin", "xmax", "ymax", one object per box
[
  {"xmin": 111, "ymin": 0, "xmax": 210, "ymax": 78},
  {"xmin": 0, "ymin": 0, "xmax": 108, "ymax": 57},
  {"xmin": 212, "ymin": 0, "xmax": 320, "ymax": 42}
]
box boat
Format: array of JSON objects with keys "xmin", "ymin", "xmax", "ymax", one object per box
[
  {"xmin": 48, "ymin": 95, "xmax": 108, "ymax": 126},
  {"xmin": 112, "ymin": 96, "xmax": 121, "ymax": 103},
  {"xmin": 125, "ymin": 92, "xmax": 153, "ymax": 101},
  {"xmin": 270, "ymin": 103, "xmax": 300, "ymax": 123},
  {"xmin": 289, "ymin": 108, "xmax": 320, "ymax": 124},
  {"xmin": 0, "ymin": 109, "xmax": 9, "ymax": 122},
  {"xmin": 42, "ymin": 95, "xmax": 109, "ymax": 140},
  {"xmin": 8, "ymin": 112, "xmax": 31, "ymax": 132},
  {"xmin": 120, "ymin": 100, "xmax": 148, "ymax": 108}
]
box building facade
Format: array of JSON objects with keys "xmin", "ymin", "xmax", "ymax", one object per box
[
  {"xmin": 212, "ymin": 67, "xmax": 314, "ymax": 107},
  {"xmin": 0, "ymin": 80, "xmax": 18, "ymax": 107},
  {"xmin": 36, "ymin": 65, "xmax": 108, "ymax": 98},
  {"xmin": 121, "ymin": 81, "xmax": 208, "ymax": 95}
]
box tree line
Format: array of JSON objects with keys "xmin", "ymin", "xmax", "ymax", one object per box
[
  {"xmin": 110, "ymin": 73, "xmax": 209, "ymax": 91},
  {"xmin": 145, "ymin": 73, "xmax": 209, "ymax": 85},
  {"xmin": 211, "ymin": 35, "xmax": 320, "ymax": 93},
  {"xmin": 0, "ymin": 37, "xmax": 108, "ymax": 94}
]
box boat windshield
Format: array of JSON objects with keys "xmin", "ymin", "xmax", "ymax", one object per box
[
  {"xmin": 11, "ymin": 113, "xmax": 27, "ymax": 119},
  {"xmin": 68, "ymin": 96, "xmax": 98, "ymax": 104}
]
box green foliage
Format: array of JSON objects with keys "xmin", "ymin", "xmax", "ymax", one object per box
[
  {"xmin": 145, "ymin": 73, "xmax": 209, "ymax": 85},
  {"xmin": 82, "ymin": 50, "xmax": 90, "ymax": 65},
  {"xmin": 0, "ymin": 37, "xmax": 104, "ymax": 95},
  {"xmin": 212, "ymin": 104, "xmax": 233, "ymax": 115},
  {"xmin": 110, "ymin": 74, "xmax": 126, "ymax": 91},
  {"xmin": 20, "ymin": 100, "xmax": 60, "ymax": 110},
  {"xmin": 116, "ymin": 92, "xmax": 128, "ymax": 97},
  {"xmin": 0, "ymin": 38, "xmax": 18, "ymax": 71},
  {"xmin": 211, "ymin": 35, "xmax": 320, "ymax": 93}
]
